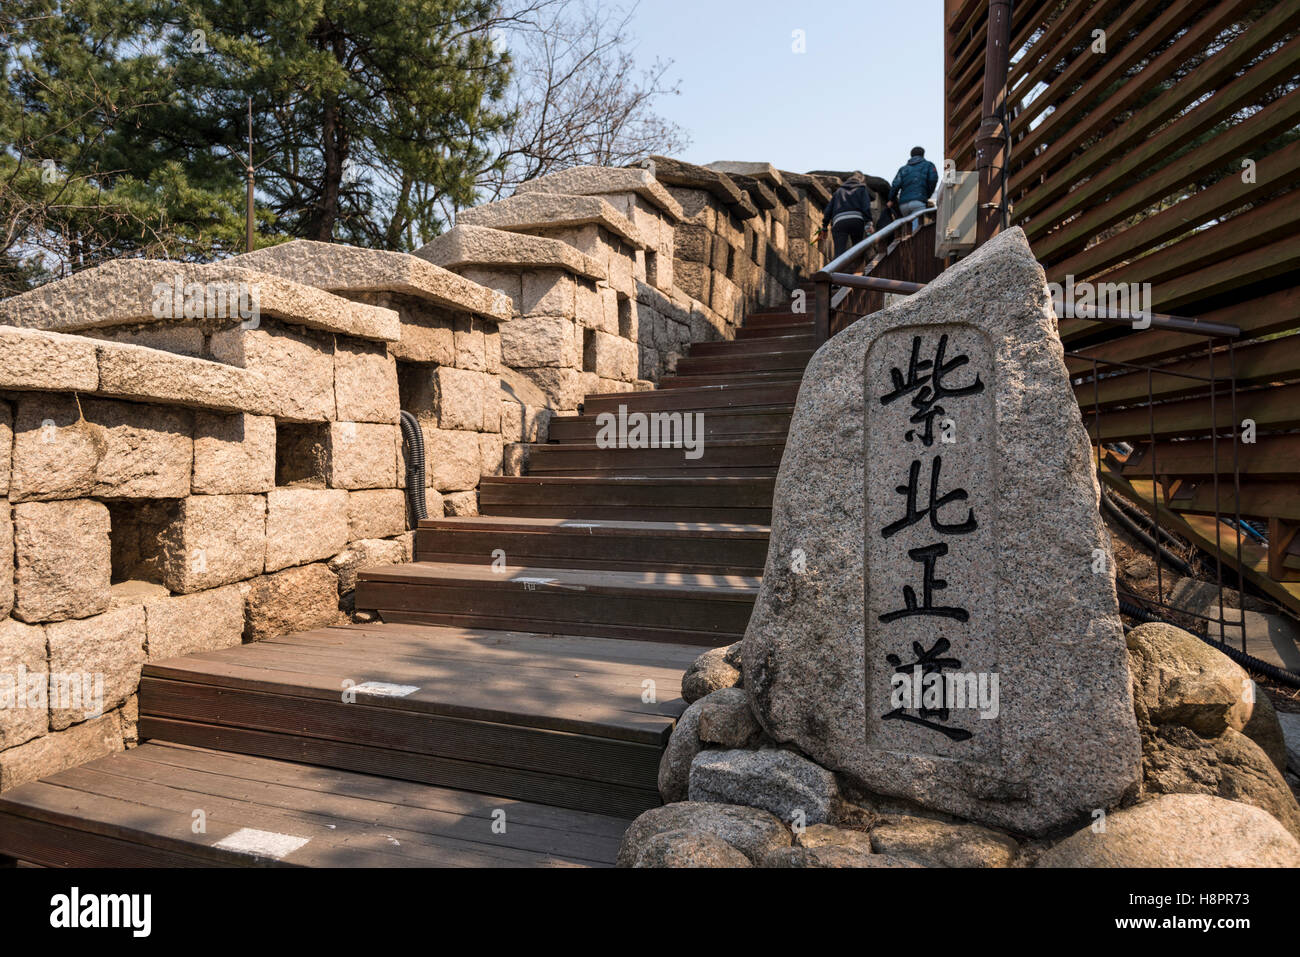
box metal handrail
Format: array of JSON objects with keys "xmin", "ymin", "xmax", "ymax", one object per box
[
  {"xmin": 811, "ymin": 207, "xmax": 936, "ymax": 343},
  {"xmin": 809, "ymin": 204, "xmax": 1241, "ymax": 343},
  {"xmin": 812, "ymin": 206, "xmax": 936, "ymax": 281}
]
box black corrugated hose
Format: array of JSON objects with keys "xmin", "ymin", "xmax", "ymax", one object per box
[
  {"xmin": 1119, "ymin": 598, "xmax": 1300, "ymax": 688},
  {"xmin": 1101, "ymin": 492, "xmax": 1194, "ymax": 578},
  {"xmin": 399, "ymin": 410, "xmax": 428, "ymax": 526}
]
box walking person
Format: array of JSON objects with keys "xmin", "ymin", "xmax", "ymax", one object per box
[
  {"xmin": 888, "ymin": 146, "xmax": 939, "ymax": 220},
  {"xmin": 821, "ymin": 172, "xmax": 874, "ymax": 259}
]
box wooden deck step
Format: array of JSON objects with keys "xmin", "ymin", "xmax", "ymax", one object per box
[
  {"xmin": 414, "ymin": 516, "xmax": 770, "ymax": 574},
  {"xmin": 356, "ymin": 562, "xmax": 758, "ymax": 646},
  {"xmin": 673, "ymin": 349, "xmax": 813, "ymax": 376},
  {"xmin": 688, "ymin": 334, "xmax": 817, "ymax": 356},
  {"xmin": 547, "ymin": 407, "xmax": 793, "ymax": 443},
  {"xmin": 132, "ymin": 623, "xmax": 701, "ymax": 819},
  {"xmin": 524, "ymin": 437, "xmax": 784, "ymax": 475},
  {"xmin": 737, "ymin": 322, "xmax": 816, "ymax": 340},
  {"xmin": 741, "ymin": 310, "xmax": 812, "ymax": 326},
  {"xmin": 478, "ymin": 474, "xmax": 775, "ymax": 522},
  {"xmin": 658, "ymin": 371, "xmax": 804, "ymax": 390},
  {"xmin": 583, "ymin": 383, "xmax": 800, "ymax": 413},
  {"xmin": 0, "ymin": 741, "xmax": 628, "ymax": 866}
]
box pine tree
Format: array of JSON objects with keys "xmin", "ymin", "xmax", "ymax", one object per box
[
  {"xmin": 157, "ymin": 0, "xmax": 512, "ymax": 250},
  {"xmin": 0, "ymin": 0, "xmax": 248, "ymax": 295}
]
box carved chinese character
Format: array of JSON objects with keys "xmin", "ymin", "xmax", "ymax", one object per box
[
  {"xmin": 881, "ymin": 455, "xmax": 978, "ymax": 539},
  {"xmin": 878, "ymin": 542, "xmax": 970, "ymax": 623},
  {"xmin": 879, "ymin": 334, "xmax": 985, "ymax": 446},
  {"xmin": 882, "ymin": 636, "xmax": 973, "ymax": 742}
]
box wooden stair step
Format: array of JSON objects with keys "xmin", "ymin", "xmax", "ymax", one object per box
[
  {"xmin": 524, "ymin": 437, "xmax": 785, "ymax": 475},
  {"xmin": 478, "ymin": 474, "xmax": 774, "ymax": 522},
  {"xmin": 741, "ymin": 311, "xmax": 813, "ymax": 327},
  {"xmin": 658, "ymin": 370, "xmax": 805, "ymax": 390},
  {"xmin": 583, "ymin": 383, "xmax": 800, "ymax": 413},
  {"xmin": 737, "ymin": 322, "xmax": 817, "ymax": 340},
  {"xmin": 688, "ymin": 334, "xmax": 817, "ymax": 356},
  {"xmin": 0, "ymin": 741, "xmax": 630, "ymax": 866},
  {"xmin": 674, "ymin": 350, "xmax": 813, "ymax": 375},
  {"xmin": 547, "ymin": 407, "xmax": 793, "ymax": 443},
  {"xmin": 134, "ymin": 623, "xmax": 703, "ymax": 818},
  {"xmin": 356, "ymin": 562, "xmax": 758, "ymax": 646},
  {"xmin": 413, "ymin": 516, "xmax": 771, "ymax": 574}
]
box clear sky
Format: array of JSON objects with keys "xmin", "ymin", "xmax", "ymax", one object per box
[{"xmin": 628, "ymin": 0, "xmax": 945, "ymax": 182}]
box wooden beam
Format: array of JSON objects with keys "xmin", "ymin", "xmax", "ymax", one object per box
[{"xmin": 1269, "ymin": 519, "xmax": 1300, "ymax": 582}]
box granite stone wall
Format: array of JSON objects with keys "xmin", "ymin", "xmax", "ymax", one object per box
[{"xmin": 0, "ymin": 157, "xmax": 824, "ymax": 789}]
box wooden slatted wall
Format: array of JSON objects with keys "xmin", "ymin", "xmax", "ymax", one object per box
[{"xmin": 945, "ymin": 0, "xmax": 1300, "ymax": 609}]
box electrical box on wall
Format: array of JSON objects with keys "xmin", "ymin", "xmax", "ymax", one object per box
[{"xmin": 935, "ymin": 171, "xmax": 977, "ymax": 258}]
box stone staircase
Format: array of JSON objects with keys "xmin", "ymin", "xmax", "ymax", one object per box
[{"xmin": 0, "ymin": 289, "xmax": 815, "ymax": 867}]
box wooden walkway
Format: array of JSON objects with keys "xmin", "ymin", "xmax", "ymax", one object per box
[{"xmin": 0, "ymin": 290, "xmax": 814, "ymax": 867}]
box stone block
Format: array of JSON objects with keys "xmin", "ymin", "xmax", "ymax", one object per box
[
  {"xmin": 426, "ymin": 429, "xmax": 482, "ymax": 492},
  {"xmin": 478, "ymin": 432, "xmax": 504, "ymax": 477},
  {"xmin": 335, "ymin": 338, "xmax": 400, "ymax": 424},
  {"xmin": 265, "ymin": 488, "xmax": 349, "ymax": 572},
  {"xmin": 389, "ymin": 301, "xmax": 456, "ymax": 365},
  {"xmin": 96, "ymin": 340, "xmax": 276, "ymax": 416},
  {"xmin": 193, "ymin": 413, "xmax": 276, "ymax": 494},
  {"xmin": 443, "ymin": 491, "xmax": 478, "ymax": 517},
  {"xmin": 0, "ymin": 509, "xmax": 11, "ymax": 618},
  {"xmin": 518, "ymin": 368, "xmax": 582, "ymax": 412},
  {"xmin": 84, "ymin": 399, "xmax": 193, "ymax": 499},
  {"xmin": 584, "ymin": 330, "xmax": 639, "ymax": 382},
  {"xmin": 454, "ymin": 318, "xmax": 488, "ymax": 372},
  {"xmin": 330, "ymin": 537, "xmax": 407, "ymax": 597},
  {"xmin": 646, "ymin": 249, "xmax": 673, "ymax": 292},
  {"xmin": 46, "ymin": 605, "xmax": 145, "ymax": 730},
  {"xmin": 10, "ymin": 395, "xmax": 99, "ymax": 502},
  {"xmin": 84, "ymin": 322, "xmax": 206, "ymax": 357},
  {"xmin": 160, "ymin": 494, "xmax": 266, "ymax": 593},
  {"xmin": 209, "ymin": 323, "xmax": 335, "ymax": 422},
  {"xmin": 503, "ymin": 443, "xmax": 529, "ymax": 476},
  {"xmin": 485, "ymin": 328, "xmax": 503, "ymax": 374},
  {"xmin": 0, "ymin": 327, "xmax": 100, "ymax": 393},
  {"xmin": 12, "ymin": 396, "xmax": 192, "ymax": 501},
  {"xmin": 417, "ymin": 224, "xmax": 607, "ymax": 283},
  {"xmin": 243, "ymin": 562, "xmax": 342, "ymax": 642},
  {"xmin": 232, "ymin": 239, "xmax": 511, "ymax": 325},
  {"xmin": 13, "ymin": 500, "xmax": 111, "ymax": 623},
  {"xmin": 500, "ymin": 402, "xmax": 554, "ymax": 445},
  {"xmin": 522, "ymin": 270, "xmax": 576, "ymax": 317},
  {"xmin": 0, "ymin": 619, "xmax": 47, "ymax": 750},
  {"xmin": 431, "ymin": 366, "xmax": 493, "ymax": 432},
  {"xmin": 348, "ymin": 489, "xmax": 407, "ymax": 540},
  {"xmin": 0, "ymin": 714, "xmax": 122, "ymax": 793},
  {"xmin": 674, "ymin": 260, "xmax": 710, "ymax": 302},
  {"xmin": 0, "ymin": 400, "xmax": 10, "ymax": 497},
  {"xmin": 457, "ymin": 267, "xmax": 523, "ymax": 315},
  {"xmin": 328, "ymin": 422, "xmax": 398, "ymax": 490},
  {"xmin": 145, "ymin": 584, "xmax": 245, "ymax": 660},
  {"xmin": 500, "ymin": 316, "xmax": 581, "ymax": 369}
]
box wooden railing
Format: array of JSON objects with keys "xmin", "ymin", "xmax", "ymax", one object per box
[
  {"xmin": 944, "ymin": 0, "xmax": 1300, "ymax": 612},
  {"xmin": 809, "ymin": 208, "xmax": 941, "ymax": 345}
]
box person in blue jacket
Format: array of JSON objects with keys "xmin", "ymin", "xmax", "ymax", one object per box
[
  {"xmin": 888, "ymin": 147, "xmax": 939, "ymax": 219},
  {"xmin": 821, "ymin": 172, "xmax": 874, "ymax": 259}
]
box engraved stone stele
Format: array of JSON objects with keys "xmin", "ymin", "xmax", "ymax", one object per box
[{"xmin": 743, "ymin": 227, "xmax": 1141, "ymax": 836}]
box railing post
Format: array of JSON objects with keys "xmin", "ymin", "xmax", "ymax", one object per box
[
  {"xmin": 976, "ymin": 0, "xmax": 1012, "ymax": 244},
  {"xmin": 813, "ymin": 279, "xmax": 830, "ymax": 346}
]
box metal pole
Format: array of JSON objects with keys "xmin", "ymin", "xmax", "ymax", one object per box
[
  {"xmin": 246, "ymin": 97, "xmax": 255, "ymax": 253},
  {"xmin": 976, "ymin": 0, "xmax": 1012, "ymax": 244}
]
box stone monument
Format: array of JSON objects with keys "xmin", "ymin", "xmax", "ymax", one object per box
[{"xmin": 744, "ymin": 227, "xmax": 1142, "ymax": 835}]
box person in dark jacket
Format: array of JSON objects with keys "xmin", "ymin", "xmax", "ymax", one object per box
[
  {"xmin": 821, "ymin": 172, "xmax": 874, "ymax": 259},
  {"xmin": 888, "ymin": 147, "xmax": 939, "ymax": 219}
]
